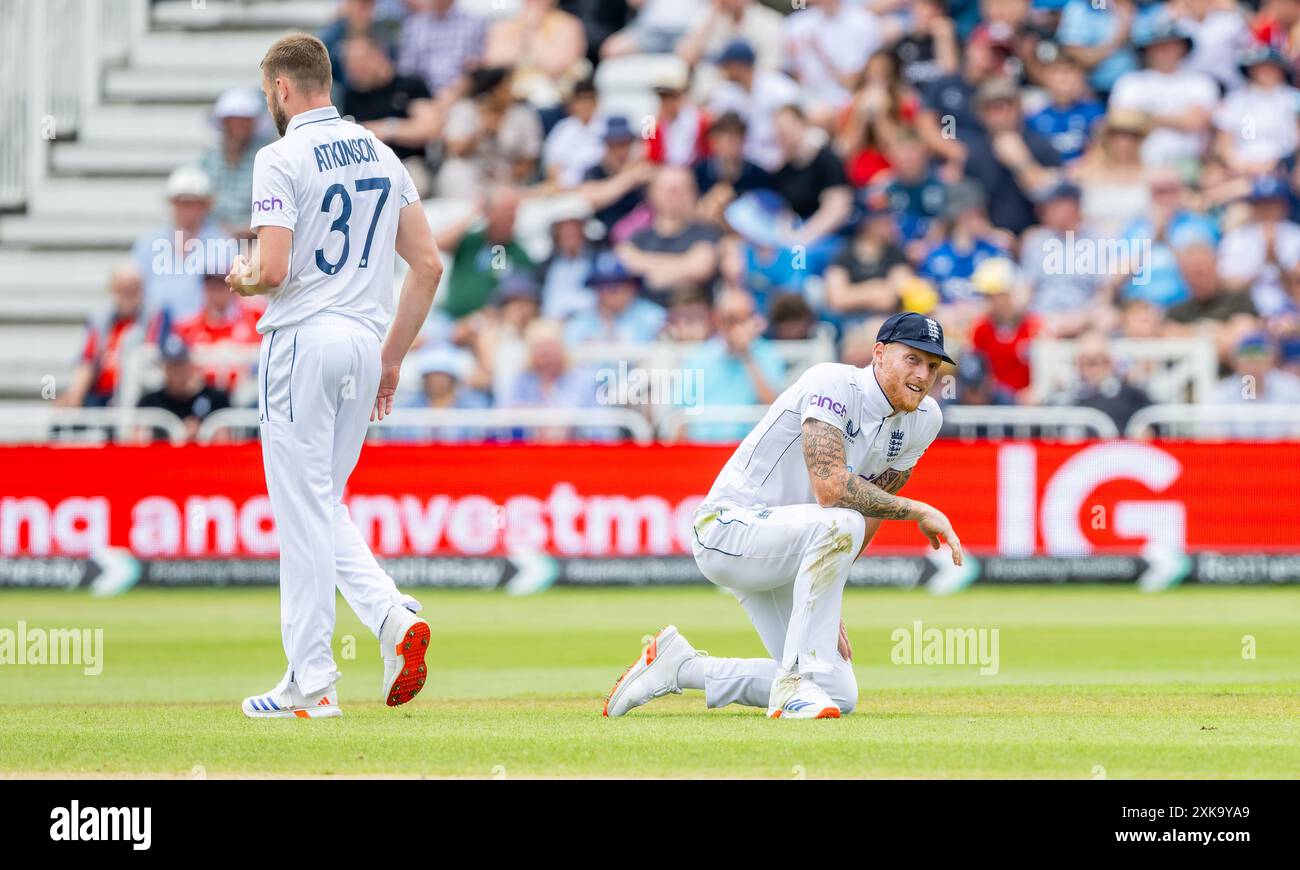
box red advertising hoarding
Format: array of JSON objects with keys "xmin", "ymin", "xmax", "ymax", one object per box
[{"xmin": 1, "ymin": 440, "xmax": 1297, "ymax": 558}]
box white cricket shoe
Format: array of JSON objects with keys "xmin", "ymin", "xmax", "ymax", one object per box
[
  {"xmin": 767, "ymin": 670, "xmax": 840, "ymax": 719},
  {"xmin": 242, "ymin": 670, "xmax": 341, "ymax": 719},
  {"xmin": 379, "ymin": 602, "xmax": 430, "ymax": 707},
  {"xmin": 603, "ymin": 625, "xmax": 700, "ymax": 717}
]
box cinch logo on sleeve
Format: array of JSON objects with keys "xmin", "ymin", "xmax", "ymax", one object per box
[
  {"xmin": 252, "ymin": 196, "xmax": 284, "ymax": 213},
  {"xmin": 809, "ymin": 394, "xmax": 847, "ymax": 417}
]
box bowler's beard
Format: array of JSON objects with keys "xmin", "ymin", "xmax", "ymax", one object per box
[{"xmin": 269, "ymin": 94, "xmax": 289, "ymax": 137}]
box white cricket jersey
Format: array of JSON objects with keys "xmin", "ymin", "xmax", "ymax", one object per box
[
  {"xmin": 704, "ymin": 362, "xmax": 942, "ymax": 508},
  {"xmin": 249, "ymin": 105, "xmax": 420, "ymax": 339}
]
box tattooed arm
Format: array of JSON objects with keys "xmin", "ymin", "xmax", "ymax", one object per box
[{"xmin": 802, "ymin": 419, "xmax": 963, "ymax": 564}]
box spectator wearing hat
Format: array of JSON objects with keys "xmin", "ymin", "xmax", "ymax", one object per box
[
  {"xmin": 694, "ymin": 112, "xmax": 773, "ymax": 224},
  {"xmin": 678, "ymin": 0, "xmax": 784, "ymax": 100},
  {"xmin": 769, "ymin": 105, "xmax": 854, "ymax": 255},
  {"xmin": 538, "ymin": 198, "xmax": 598, "ymax": 322},
  {"xmin": 1071, "ymin": 109, "xmax": 1152, "ymax": 238},
  {"xmin": 824, "ymin": 199, "xmax": 911, "ymax": 324},
  {"xmin": 918, "ymin": 179, "xmax": 1009, "ymax": 305},
  {"xmin": 1211, "ymin": 332, "xmax": 1300, "ymax": 439},
  {"xmin": 341, "ymin": 34, "xmax": 440, "ymax": 198},
  {"xmin": 389, "ymin": 344, "xmax": 492, "ymax": 443},
  {"xmin": 435, "ymin": 186, "xmax": 535, "ymax": 319},
  {"xmin": 130, "ymin": 165, "xmax": 231, "ymax": 327},
  {"xmin": 319, "ymin": 0, "xmax": 401, "ymax": 96},
  {"xmin": 916, "ymin": 21, "xmax": 1012, "ymax": 162},
  {"xmin": 565, "ymin": 250, "xmax": 666, "ymax": 344},
  {"xmin": 137, "ymin": 335, "xmax": 231, "ymax": 442},
  {"xmin": 578, "ymin": 116, "xmax": 653, "ymax": 237},
  {"xmin": 542, "ymin": 78, "xmax": 606, "ymax": 188},
  {"xmin": 1026, "ymin": 52, "xmax": 1105, "ymax": 164},
  {"xmin": 963, "ymin": 77, "xmax": 1064, "ymax": 235},
  {"xmin": 708, "ymin": 39, "xmax": 801, "ymax": 172},
  {"xmin": 1051, "ymin": 330, "xmax": 1152, "ymax": 432},
  {"xmin": 173, "ymin": 271, "xmax": 262, "ymax": 392},
  {"xmin": 436, "ymin": 66, "xmax": 543, "ymax": 199},
  {"xmin": 644, "ymin": 59, "xmax": 708, "ymax": 168},
  {"xmin": 1018, "ymin": 180, "xmax": 1106, "ymax": 334},
  {"xmin": 967, "ymin": 257, "xmax": 1044, "ymax": 399},
  {"xmin": 719, "ymin": 190, "xmax": 807, "ymax": 313},
  {"xmin": 1056, "ymin": 0, "xmax": 1142, "ymax": 98},
  {"xmin": 951, "ymin": 349, "xmax": 1015, "ymax": 407},
  {"xmin": 1218, "ymin": 174, "xmax": 1300, "ymax": 317},
  {"xmin": 58, "ymin": 263, "xmax": 162, "ymax": 409},
  {"xmin": 1108, "ymin": 13, "xmax": 1219, "ymax": 169},
  {"xmin": 198, "ymin": 87, "xmax": 268, "ymax": 238},
  {"xmin": 1118, "ymin": 166, "xmax": 1220, "ymax": 309},
  {"xmin": 781, "ymin": 0, "xmax": 891, "ymax": 127},
  {"xmin": 1214, "ymin": 46, "xmax": 1300, "ymax": 177},
  {"xmin": 679, "ymin": 288, "xmax": 785, "ymax": 443},
  {"xmin": 615, "ymin": 167, "xmax": 723, "ymax": 306},
  {"xmin": 396, "ymin": 0, "xmax": 487, "ymax": 102},
  {"xmin": 493, "ymin": 271, "xmax": 543, "ymax": 340}
]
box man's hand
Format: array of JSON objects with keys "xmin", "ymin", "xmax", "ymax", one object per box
[
  {"xmin": 918, "ymin": 507, "xmax": 963, "ymax": 566},
  {"xmin": 838, "ymin": 619, "xmax": 852, "ymax": 661},
  {"xmin": 225, "ymin": 255, "xmax": 261, "ymax": 297},
  {"xmin": 372, "ymin": 361, "xmax": 400, "ymax": 422}
]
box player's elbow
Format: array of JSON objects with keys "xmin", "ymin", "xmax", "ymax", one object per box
[
  {"xmin": 811, "ymin": 474, "xmax": 845, "ymax": 509},
  {"xmin": 260, "ymin": 265, "xmax": 288, "ymax": 289}
]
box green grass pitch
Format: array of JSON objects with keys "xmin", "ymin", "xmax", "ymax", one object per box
[{"xmin": 0, "ymin": 585, "xmax": 1297, "ymax": 778}]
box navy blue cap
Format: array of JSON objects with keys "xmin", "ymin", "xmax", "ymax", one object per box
[
  {"xmin": 876, "ymin": 312, "xmax": 955, "ymax": 365},
  {"xmin": 1248, "ymin": 173, "xmax": 1290, "ymax": 203},
  {"xmin": 586, "ymin": 249, "xmax": 640, "ymax": 288},
  {"xmin": 603, "ymin": 116, "xmax": 635, "ymax": 143},
  {"xmin": 713, "ymin": 40, "xmax": 756, "ymax": 66},
  {"xmin": 159, "ymin": 334, "xmax": 190, "ymax": 363}
]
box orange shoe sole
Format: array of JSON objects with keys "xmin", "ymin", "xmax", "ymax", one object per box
[
  {"xmin": 386, "ymin": 620, "xmax": 430, "ymax": 707},
  {"xmin": 602, "ymin": 628, "xmax": 663, "ymax": 717}
]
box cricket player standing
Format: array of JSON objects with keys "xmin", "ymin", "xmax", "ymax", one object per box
[
  {"xmin": 605, "ymin": 313, "xmax": 964, "ymax": 719},
  {"xmin": 225, "ymin": 35, "xmax": 443, "ymax": 718}
]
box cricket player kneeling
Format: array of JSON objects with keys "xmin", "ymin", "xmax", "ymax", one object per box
[
  {"xmin": 228, "ymin": 35, "xmax": 443, "ymax": 719},
  {"xmin": 604, "ymin": 313, "xmax": 964, "ymax": 719}
]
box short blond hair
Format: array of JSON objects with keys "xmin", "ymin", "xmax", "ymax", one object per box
[{"xmin": 261, "ymin": 33, "xmax": 332, "ymax": 95}]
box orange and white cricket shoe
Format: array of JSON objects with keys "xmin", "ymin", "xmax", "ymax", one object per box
[
  {"xmin": 603, "ymin": 625, "xmax": 700, "ymax": 717},
  {"xmin": 766, "ymin": 670, "xmax": 840, "ymax": 720},
  {"xmin": 242, "ymin": 670, "xmax": 341, "ymax": 719},
  {"xmin": 379, "ymin": 603, "xmax": 430, "ymax": 707}
]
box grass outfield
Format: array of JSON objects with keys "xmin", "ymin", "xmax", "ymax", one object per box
[{"xmin": 0, "ymin": 585, "xmax": 1297, "ymax": 778}]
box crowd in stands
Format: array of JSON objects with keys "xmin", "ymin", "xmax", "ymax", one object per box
[{"xmin": 68, "ymin": 0, "xmax": 1300, "ymax": 442}]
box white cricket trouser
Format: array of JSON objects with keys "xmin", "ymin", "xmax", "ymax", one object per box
[
  {"xmin": 258, "ymin": 313, "xmax": 406, "ymax": 695},
  {"xmin": 690, "ymin": 501, "xmax": 866, "ymax": 712}
]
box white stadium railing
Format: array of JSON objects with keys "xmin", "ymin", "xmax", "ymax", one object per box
[
  {"xmin": 1126, "ymin": 404, "xmax": 1300, "ymax": 440},
  {"xmin": 1031, "ymin": 337, "xmax": 1218, "ymax": 404},
  {"xmin": 195, "ymin": 406, "xmax": 658, "ymax": 445},
  {"xmin": 658, "ymin": 405, "xmax": 770, "ymax": 441},
  {"xmin": 0, "ymin": 404, "xmax": 188, "ymax": 445},
  {"xmin": 942, "ymin": 405, "xmax": 1119, "ymax": 441},
  {"xmin": 0, "ymin": 0, "xmax": 136, "ymax": 208}
]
